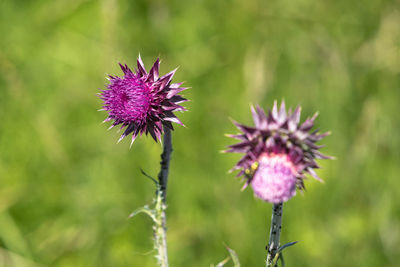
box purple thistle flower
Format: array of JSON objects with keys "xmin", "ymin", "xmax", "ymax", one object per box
[
  {"xmin": 226, "ymin": 101, "xmax": 332, "ymax": 203},
  {"xmin": 100, "ymin": 56, "xmax": 188, "ymax": 145}
]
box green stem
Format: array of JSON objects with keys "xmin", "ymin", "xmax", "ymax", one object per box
[
  {"xmin": 154, "ymin": 188, "xmax": 169, "ymax": 267},
  {"xmin": 266, "ymin": 203, "xmax": 283, "ymax": 267},
  {"xmin": 155, "ymin": 128, "xmax": 172, "ymax": 267}
]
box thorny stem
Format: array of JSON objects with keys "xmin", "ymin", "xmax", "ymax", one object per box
[
  {"xmin": 158, "ymin": 128, "xmax": 172, "ymax": 203},
  {"xmin": 266, "ymin": 203, "xmax": 283, "ymax": 267},
  {"xmin": 155, "ymin": 128, "xmax": 172, "ymax": 267}
]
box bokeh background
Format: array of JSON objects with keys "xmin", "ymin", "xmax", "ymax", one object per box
[{"xmin": 1, "ymin": 0, "xmax": 399, "ymax": 266}]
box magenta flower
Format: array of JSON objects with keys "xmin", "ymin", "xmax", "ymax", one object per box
[
  {"xmin": 226, "ymin": 101, "xmax": 332, "ymax": 203},
  {"xmin": 100, "ymin": 56, "xmax": 188, "ymax": 144}
]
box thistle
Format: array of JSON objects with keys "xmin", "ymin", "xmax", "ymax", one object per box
[
  {"xmin": 226, "ymin": 100, "xmax": 331, "ymax": 203},
  {"xmin": 226, "ymin": 101, "xmax": 331, "ymax": 266},
  {"xmin": 100, "ymin": 55, "xmax": 188, "ymax": 145},
  {"xmin": 100, "ymin": 56, "xmax": 188, "ymax": 267}
]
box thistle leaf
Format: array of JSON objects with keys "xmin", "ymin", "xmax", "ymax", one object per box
[
  {"xmin": 140, "ymin": 168, "xmax": 158, "ymax": 185},
  {"xmin": 212, "ymin": 257, "xmax": 230, "ymax": 267},
  {"xmin": 279, "ymin": 253, "xmax": 285, "ymax": 267},
  {"xmin": 128, "ymin": 205, "xmax": 157, "ymax": 223},
  {"xmin": 226, "ymin": 246, "xmax": 241, "ymax": 267},
  {"xmin": 277, "ymin": 241, "xmax": 298, "ymax": 253}
]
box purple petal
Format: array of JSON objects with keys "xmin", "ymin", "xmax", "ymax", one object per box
[
  {"xmin": 225, "ymin": 134, "xmax": 247, "ymax": 141},
  {"xmin": 162, "ymin": 120, "xmax": 174, "ymax": 131},
  {"xmin": 251, "ymin": 105, "xmax": 260, "ymax": 127},
  {"xmin": 163, "ymin": 111, "xmax": 184, "ymax": 126},
  {"xmin": 119, "ymin": 63, "xmax": 132, "ymax": 75},
  {"xmin": 161, "ymin": 101, "xmax": 185, "ymax": 111},
  {"xmin": 311, "ymin": 112, "xmax": 319, "ymax": 122},
  {"xmin": 311, "ymin": 131, "xmax": 331, "ymax": 141},
  {"xmin": 232, "ymin": 121, "xmax": 258, "ymax": 136},
  {"xmin": 147, "ymin": 124, "xmax": 158, "ymax": 142},
  {"xmin": 170, "ymin": 82, "xmax": 183, "ymax": 88},
  {"xmin": 169, "ymin": 95, "xmax": 187, "ymax": 104},
  {"xmin": 148, "ymin": 58, "xmax": 160, "ymax": 82},
  {"xmin": 256, "ymin": 105, "xmax": 268, "ymax": 129},
  {"xmin": 265, "ymin": 136, "xmax": 275, "ymax": 149},
  {"xmin": 159, "ymin": 68, "xmax": 177, "ymax": 88},
  {"xmin": 299, "ymin": 119, "xmax": 314, "ymax": 131},
  {"xmin": 103, "ymin": 117, "xmax": 112, "ymax": 123},
  {"xmin": 278, "ymin": 100, "xmax": 287, "ymax": 123},
  {"xmin": 164, "ymin": 116, "xmax": 184, "ymax": 126},
  {"xmin": 129, "ymin": 134, "xmax": 138, "ymax": 148},
  {"xmin": 137, "ymin": 55, "xmax": 147, "ymax": 76},
  {"xmin": 272, "ymin": 100, "xmax": 278, "ymax": 119},
  {"xmin": 227, "ymin": 141, "xmax": 253, "ymax": 153},
  {"xmin": 314, "ymin": 151, "xmax": 334, "ymax": 160},
  {"xmin": 154, "ymin": 120, "xmax": 163, "ymax": 131},
  {"xmin": 166, "ymin": 87, "xmax": 188, "ymax": 98},
  {"xmin": 307, "ymin": 167, "xmax": 323, "ymax": 182},
  {"xmin": 288, "ymin": 106, "xmax": 301, "ymax": 131}
]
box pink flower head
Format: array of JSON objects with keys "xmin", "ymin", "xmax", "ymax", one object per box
[
  {"xmin": 100, "ymin": 56, "xmax": 188, "ymax": 145},
  {"xmin": 226, "ymin": 101, "xmax": 332, "ymax": 203}
]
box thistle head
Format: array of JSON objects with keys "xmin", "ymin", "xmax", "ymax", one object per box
[
  {"xmin": 100, "ymin": 55, "xmax": 188, "ymax": 145},
  {"xmin": 226, "ymin": 101, "xmax": 332, "ymax": 203}
]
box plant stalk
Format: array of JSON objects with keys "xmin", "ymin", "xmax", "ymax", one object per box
[
  {"xmin": 155, "ymin": 128, "xmax": 172, "ymax": 267},
  {"xmin": 266, "ymin": 203, "xmax": 283, "ymax": 267}
]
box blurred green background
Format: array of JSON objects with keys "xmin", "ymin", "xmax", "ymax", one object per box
[{"xmin": 1, "ymin": 0, "xmax": 399, "ymax": 266}]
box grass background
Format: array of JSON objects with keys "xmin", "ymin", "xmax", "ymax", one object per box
[{"xmin": 0, "ymin": 0, "xmax": 399, "ymax": 266}]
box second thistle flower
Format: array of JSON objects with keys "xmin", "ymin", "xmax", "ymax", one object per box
[
  {"xmin": 226, "ymin": 101, "xmax": 332, "ymax": 204},
  {"xmin": 100, "ymin": 56, "xmax": 188, "ymax": 145}
]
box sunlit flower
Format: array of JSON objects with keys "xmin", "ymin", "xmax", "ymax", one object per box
[
  {"xmin": 226, "ymin": 101, "xmax": 332, "ymax": 203},
  {"xmin": 100, "ymin": 56, "xmax": 188, "ymax": 145}
]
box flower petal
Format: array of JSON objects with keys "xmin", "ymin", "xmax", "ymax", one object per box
[
  {"xmin": 147, "ymin": 58, "xmax": 160, "ymax": 82},
  {"xmin": 137, "ymin": 55, "xmax": 147, "ymax": 76}
]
